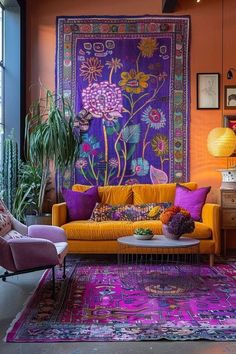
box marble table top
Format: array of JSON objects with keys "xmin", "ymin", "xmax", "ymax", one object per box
[{"xmin": 117, "ymin": 235, "xmax": 200, "ymax": 248}]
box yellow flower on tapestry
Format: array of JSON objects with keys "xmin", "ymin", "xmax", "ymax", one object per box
[
  {"xmin": 138, "ymin": 38, "xmax": 158, "ymax": 58},
  {"xmin": 80, "ymin": 57, "xmax": 104, "ymax": 83},
  {"xmin": 105, "ymin": 58, "xmax": 123, "ymax": 73},
  {"xmin": 151, "ymin": 134, "xmax": 169, "ymax": 156},
  {"xmin": 119, "ymin": 69, "xmax": 150, "ymax": 94}
]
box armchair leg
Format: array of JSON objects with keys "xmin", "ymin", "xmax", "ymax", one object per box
[
  {"xmin": 63, "ymin": 257, "xmax": 66, "ymax": 279},
  {"xmin": 209, "ymin": 254, "xmax": 214, "ymax": 266},
  {"xmin": 52, "ymin": 266, "xmax": 55, "ymax": 299},
  {"xmin": 1, "ymin": 265, "xmax": 58, "ymax": 299},
  {"xmin": 1, "ymin": 271, "xmax": 9, "ymax": 282}
]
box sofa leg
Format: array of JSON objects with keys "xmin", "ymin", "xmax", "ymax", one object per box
[{"xmin": 209, "ymin": 254, "xmax": 214, "ymax": 266}]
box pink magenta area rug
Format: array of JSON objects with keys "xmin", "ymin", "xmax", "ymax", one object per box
[{"xmin": 5, "ymin": 259, "xmax": 236, "ymax": 342}]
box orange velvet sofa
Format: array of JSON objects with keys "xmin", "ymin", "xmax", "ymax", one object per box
[{"xmin": 52, "ymin": 183, "xmax": 220, "ymax": 265}]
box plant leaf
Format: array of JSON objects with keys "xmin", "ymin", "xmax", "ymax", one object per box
[
  {"xmin": 150, "ymin": 165, "xmax": 168, "ymax": 184},
  {"xmin": 126, "ymin": 144, "xmax": 136, "ymax": 160},
  {"xmin": 121, "ymin": 124, "xmax": 140, "ymax": 143}
]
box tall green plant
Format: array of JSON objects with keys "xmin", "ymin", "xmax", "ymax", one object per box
[
  {"xmin": 12, "ymin": 162, "xmax": 42, "ymax": 222},
  {"xmin": 0, "ymin": 131, "xmax": 18, "ymax": 212},
  {"xmin": 25, "ymin": 90, "xmax": 79, "ymax": 214}
]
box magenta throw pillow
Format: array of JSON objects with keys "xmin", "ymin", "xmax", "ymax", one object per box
[
  {"xmin": 174, "ymin": 184, "xmax": 211, "ymax": 221},
  {"xmin": 62, "ymin": 187, "xmax": 99, "ymax": 221}
]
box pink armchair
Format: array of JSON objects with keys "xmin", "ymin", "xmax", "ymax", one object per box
[{"xmin": 0, "ymin": 215, "xmax": 68, "ymax": 298}]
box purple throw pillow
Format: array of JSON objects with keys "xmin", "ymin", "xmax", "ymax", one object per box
[
  {"xmin": 62, "ymin": 187, "xmax": 99, "ymax": 221},
  {"xmin": 174, "ymin": 184, "xmax": 211, "ymax": 221}
]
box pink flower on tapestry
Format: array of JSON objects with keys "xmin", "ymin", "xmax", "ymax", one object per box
[
  {"xmin": 141, "ymin": 105, "xmax": 166, "ymax": 130},
  {"xmin": 82, "ymin": 81, "xmax": 123, "ymax": 121}
]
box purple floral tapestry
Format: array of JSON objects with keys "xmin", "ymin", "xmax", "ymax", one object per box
[{"xmin": 56, "ymin": 16, "xmax": 190, "ymax": 186}]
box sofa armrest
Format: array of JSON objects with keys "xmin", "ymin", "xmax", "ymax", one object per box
[
  {"xmin": 202, "ymin": 203, "xmax": 221, "ymax": 255},
  {"xmin": 52, "ymin": 202, "xmax": 67, "ymax": 227}
]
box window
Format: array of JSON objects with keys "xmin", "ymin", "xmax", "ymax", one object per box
[{"xmin": 0, "ymin": 3, "xmax": 4, "ymax": 166}]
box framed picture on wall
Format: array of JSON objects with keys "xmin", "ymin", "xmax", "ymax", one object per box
[
  {"xmin": 224, "ymin": 115, "xmax": 236, "ymax": 156},
  {"xmin": 224, "ymin": 85, "xmax": 236, "ymax": 109},
  {"xmin": 197, "ymin": 73, "xmax": 220, "ymax": 109}
]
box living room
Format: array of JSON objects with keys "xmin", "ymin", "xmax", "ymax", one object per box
[{"xmin": 0, "ymin": 0, "xmax": 236, "ymax": 353}]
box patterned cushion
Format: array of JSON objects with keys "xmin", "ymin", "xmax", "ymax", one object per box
[
  {"xmin": 0, "ymin": 200, "xmax": 12, "ymax": 237},
  {"xmin": 90, "ymin": 203, "xmax": 171, "ymax": 222},
  {"xmin": 3, "ymin": 230, "xmax": 27, "ymax": 241}
]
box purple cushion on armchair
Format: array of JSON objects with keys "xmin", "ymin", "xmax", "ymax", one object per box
[
  {"xmin": 62, "ymin": 187, "xmax": 99, "ymax": 221},
  {"xmin": 174, "ymin": 184, "xmax": 211, "ymax": 221}
]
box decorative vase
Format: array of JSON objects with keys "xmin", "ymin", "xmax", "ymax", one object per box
[{"xmin": 162, "ymin": 224, "xmax": 182, "ymax": 240}]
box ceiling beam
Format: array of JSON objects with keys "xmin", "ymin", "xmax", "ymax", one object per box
[{"xmin": 162, "ymin": 0, "xmax": 178, "ymax": 13}]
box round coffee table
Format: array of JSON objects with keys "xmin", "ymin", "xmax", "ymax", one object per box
[{"xmin": 117, "ymin": 235, "xmax": 200, "ymax": 295}]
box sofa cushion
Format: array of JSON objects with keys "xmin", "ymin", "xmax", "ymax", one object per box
[
  {"xmin": 174, "ymin": 184, "xmax": 211, "ymax": 221},
  {"xmin": 132, "ymin": 182, "xmax": 197, "ymax": 204},
  {"xmin": 90, "ymin": 202, "xmax": 171, "ymax": 222},
  {"xmin": 62, "ymin": 220, "xmax": 134, "ymax": 241},
  {"xmin": 62, "ymin": 220, "xmax": 211, "ymax": 241},
  {"xmin": 62, "ymin": 187, "xmax": 99, "ymax": 221},
  {"xmin": 72, "ymin": 184, "xmax": 133, "ymax": 205}
]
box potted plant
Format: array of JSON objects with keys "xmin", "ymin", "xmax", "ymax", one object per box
[
  {"xmin": 12, "ymin": 161, "xmax": 42, "ymax": 223},
  {"xmin": 0, "ymin": 131, "xmax": 18, "ymax": 212},
  {"xmin": 23, "ymin": 89, "xmax": 80, "ymax": 224},
  {"xmin": 133, "ymin": 228, "xmax": 154, "ymax": 240}
]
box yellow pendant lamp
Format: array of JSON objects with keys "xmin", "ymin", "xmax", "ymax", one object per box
[
  {"xmin": 207, "ymin": 127, "xmax": 236, "ymax": 189},
  {"xmin": 207, "ymin": 127, "xmax": 236, "ymax": 157}
]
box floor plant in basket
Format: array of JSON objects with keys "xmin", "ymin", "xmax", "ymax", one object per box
[{"xmin": 24, "ymin": 89, "xmax": 80, "ymax": 222}]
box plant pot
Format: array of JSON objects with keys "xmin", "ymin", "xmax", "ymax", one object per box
[
  {"xmin": 133, "ymin": 233, "xmax": 154, "ymax": 240},
  {"xmin": 162, "ymin": 224, "xmax": 181, "ymax": 240},
  {"xmin": 25, "ymin": 214, "xmax": 52, "ymax": 226}
]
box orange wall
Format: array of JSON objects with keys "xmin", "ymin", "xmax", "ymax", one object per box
[{"xmin": 26, "ymin": 0, "xmax": 236, "ymax": 198}]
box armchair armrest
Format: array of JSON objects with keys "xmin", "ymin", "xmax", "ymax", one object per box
[
  {"xmin": 28, "ymin": 225, "xmax": 67, "ymax": 242},
  {"xmin": 202, "ymin": 203, "xmax": 221, "ymax": 255},
  {"xmin": 52, "ymin": 202, "xmax": 67, "ymax": 227},
  {"xmin": 8, "ymin": 238, "xmax": 59, "ymax": 270}
]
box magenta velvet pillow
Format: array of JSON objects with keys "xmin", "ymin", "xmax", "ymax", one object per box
[
  {"xmin": 62, "ymin": 187, "xmax": 99, "ymax": 221},
  {"xmin": 174, "ymin": 184, "xmax": 211, "ymax": 221}
]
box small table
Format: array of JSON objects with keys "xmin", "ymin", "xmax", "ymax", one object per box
[{"xmin": 117, "ymin": 235, "xmax": 200, "ymax": 295}]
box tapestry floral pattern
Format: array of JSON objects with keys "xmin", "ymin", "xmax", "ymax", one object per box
[{"xmin": 56, "ymin": 16, "xmax": 190, "ymax": 186}]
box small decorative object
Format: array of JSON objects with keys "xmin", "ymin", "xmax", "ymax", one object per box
[
  {"xmin": 197, "ymin": 73, "xmax": 220, "ymax": 109},
  {"xmin": 133, "ymin": 228, "xmax": 154, "ymax": 240},
  {"xmin": 224, "ymin": 85, "xmax": 236, "ymax": 109},
  {"xmin": 160, "ymin": 206, "xmax": 195, "ymax": 240}
]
